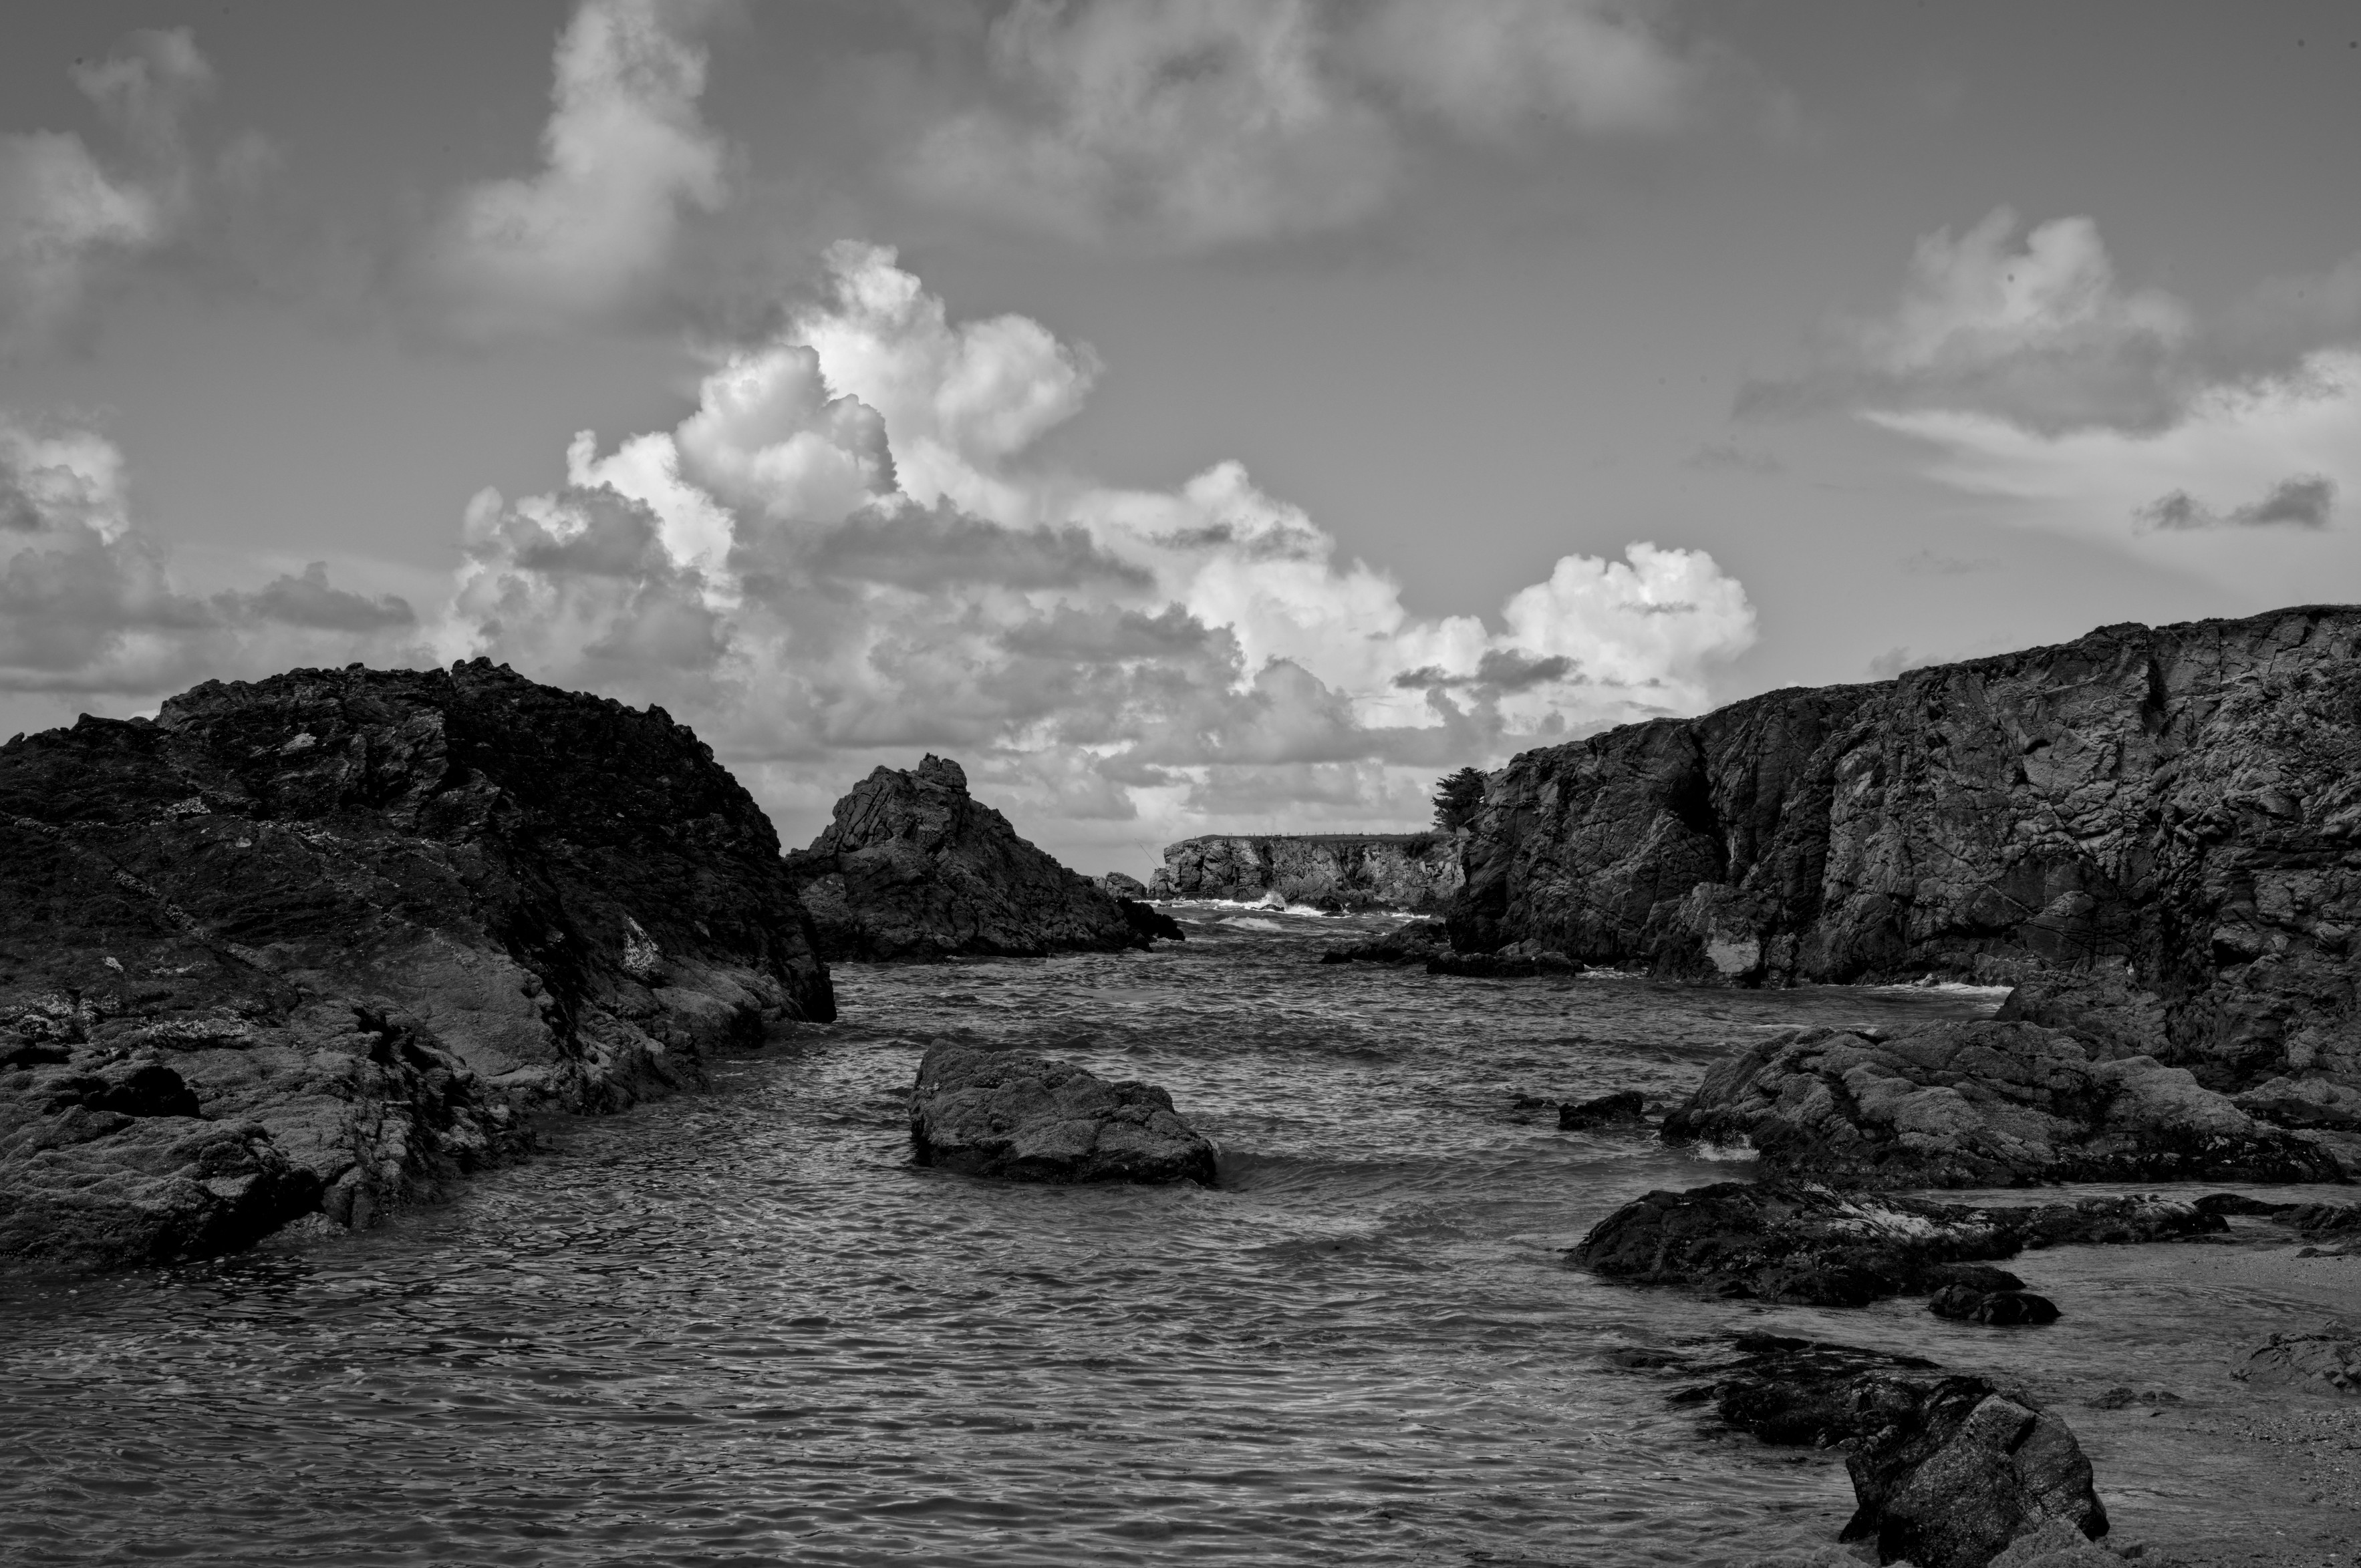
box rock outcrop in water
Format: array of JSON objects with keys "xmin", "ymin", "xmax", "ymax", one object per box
[
  {"xmin": 1447, "ymin": 606, "xmax": 2361, "ymax": 1098},
  {"xmin": 1659, "ymin": 1020, "xmax": 2342, "ymax": 1187},
  {"xmin": 1319, "ymin": 919, "xmax": 1449, "ymax": 965},
  {"xmin": 0, "ymin": 661, "xmax": 835, "ymax": 1267},
  {"xmin": 1676, "ymin": 1334, "xmax": 2110, "ymax": 1568},
  {"xmin": 788, "ymin": 756, "xmax": 1149, "ymax": 961},
  {"xmin": 909, "ymin": 1041, "xmax": 1217, "ymax": 1185},
  {"xmin": 1151, "ymin": 832, "xmax": 1462, "ymax": 911},
  {"xmin": 1572, "ymin": 1181, "xmax": 2223, "ymax": 1307}
]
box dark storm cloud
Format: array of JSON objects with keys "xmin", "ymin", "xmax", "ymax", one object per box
[
  {"xmin": 221, "ymin": 562, "xmax": 415, "ymax": 630},
  {"xmin": 809, "ymin": 502, "xmax": 1152, "ymax": 593}
]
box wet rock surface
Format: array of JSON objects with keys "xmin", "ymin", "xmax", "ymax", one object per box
[
  {"xmin": 1661, "ymin": 1020, "xmax": 2342, "ymax": 1188},
  {"xmin": 1446, "ymin": 606, "xmax": 2361, "ymax": 1102},
  {"xmin": 1674, "ymin": 1333, "xmax": 2110, "ymax": 1568},
  {"xmin": 1559, "ymin": 1089, "xmax": 1648, "ymax": 1130},
  {"xmin": 1154, "ymin": 832, "xmax": 1462, "ymax": 912},
  {"xmin": 1318, "ymin": 919, "xmax": 1448, "ymax": 965},
  {"xmin": 1572, "ymin": 1181, "xmax": 2224, "ymax": 1307},
  {"xmin": 2238, "ymin": 1324, "xmax": 2361, "ymax": 1394},
  {"xmin": 1117, "ymin": 899, "xmax": 1185, "ymax": 943},
  {"xmin": 789, "ymin": 756, "xmax": 1148, "ymax": 962},
  {"xmin": 0, "ymin": 661, "xmax": 834, "ymax": 1267},
  {"xmin": 909, "ymin": 1041, "xmax": 1217, "ymax": 1185},
  {"xmin": 1928, "ymin": 1283, "xmax": 2062, "ymax": 1325}
]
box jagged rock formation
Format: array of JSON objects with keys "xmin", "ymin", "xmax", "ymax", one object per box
[
  {"xmin": 909, "ymin": 1041, "xmax": 1218, "ymax": 1185},
  {"xmin": 1660, "ymin": 1020, "xmax": 2343, "ymax": 1187},
  {"xmin": 787, "ymin": 756, "xmax": 1149, "ymax": 961},
  {"xmin": 1, "ymin": 661, "xmax": 834, "ymax": 1267},
  {"xmin": 1151, "ymin": 832, "xmax": 1462, "ymax": 911},
  {"xmin": 1319, "ymin": 919, "xmax": 1449, "ymax": 965},
  {"xmin": 1671, "ymin": 1334, "xmax": 2109, "ymax": 1568},
  {"xmin": 1573, "ymin": 1181, "xmax": 2225, "ymax": 1308},
  {"xmin": 1447, "ymin": 606, "xmax": 2361, "ymax": 1096}
]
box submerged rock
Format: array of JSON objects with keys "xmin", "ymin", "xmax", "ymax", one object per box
[
  {"xmin": 1426, "ymin": 946, "xmax": 1581, "ymax": 979},
  {"xmin": 909, "ymin": 1042, "xmax": 1217, "ymax": 1185},
  {"xmin": 1677, "ymin": 1333, "xmax": 2108, "ymax": 1568},
  {"xmin": 789, "ymin": 756, "xmax": 1151, "ymax": 961},
  {"xmin": 1444, "ymin": 605, "xmax": 2361, "ymax": 1104},
  {"xmin": 1319, "ymin": 919, "xmax": 1448, "ymax": 965},
  {"xmin": 0, "ymin": 661, "xmax": 835, "ymax": 1267},
  {"xmin": 1661, "ymin": 1020, "xmax": 2342, "ymax": 1188},
  {"xmin": 1572, "ymin": 1181, "xmax": 2222, "ymax": 1307},
  {"xmin": 1928, "ymin": 1283, "xmax": 2062, "ymax": 1326},
  {"xmin": 1559, "ymin": 1090, "xmax": 1647, "ymax": 1130}
]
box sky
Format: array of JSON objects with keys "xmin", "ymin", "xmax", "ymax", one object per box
[{"xmin": 3, "ymin": 1, "xmax": 2359, "ymax": 876}]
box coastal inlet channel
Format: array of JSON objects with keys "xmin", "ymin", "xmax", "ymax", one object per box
[{"xmin": 3, "ymin": 909, "xmax": 2354, "ymax": 1566}]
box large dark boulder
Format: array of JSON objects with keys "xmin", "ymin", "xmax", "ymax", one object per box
[
  {"xmin": 1320, "ymin": 919, "xmax": 1449, "ymax": 965},
  {"xmin": 1445, "ymin": 606, "xmax": 2361, "ymax": 1100},
  {"xmin": 788, "ymin": 756, "xmax": 1148, "ymax": 961},
  {"xmin": 1, "ymin": 660, "xmax": 833, "ymax": 1267},
  {"xmin": 1679, "ymin": 1334, "xmax": 2108, "ymax": 1568},
  {"xmin": 1572, "ymin": 1181, "xmax": 2223, "ymax": 1307},
  {"xmin": 910, "ymin": 1042, "xmax": 1216, "ymax": 1185},
  {"xmin": 1661, "ymin": 1020, "xmax": 2342, "ymax": 1187}
]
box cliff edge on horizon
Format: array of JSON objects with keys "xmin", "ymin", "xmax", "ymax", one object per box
[
  {"xmin": 1447, "ymin": 605, "xmax": 2361, "ymax": 1094},
  {"xmin": 1151, "ymin": 833, "xmax": 1463, "ymax": 912},
  {"xmin": 1, "ymin": 660, "xmax": 834, "ymax": 1267}
]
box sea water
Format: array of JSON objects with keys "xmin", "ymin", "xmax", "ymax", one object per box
[{"xmin": 3, "ymin": 910, "xmax": 2353, "ymax": 1566}]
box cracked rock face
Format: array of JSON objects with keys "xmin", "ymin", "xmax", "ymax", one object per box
[
  {"xmin": 1155, "ymin": 833, "xmax": 1462, "ymax": 912},
  {"xmin": 1447, "ymin": 606, "xmax": 2361, "ymax": 1097},
  {"xmin": 788, "ymin": 755, "xmax": 1147, "ymax": 961},
  {"xmin": 1, "ymin": 659, "xmax": 833, "ymax": 1267},
  {"xmin": 909, "ymin": 1042, "xmax": 1217, "ymax": 1185},
  {"xmin": 1661, "ymin": 1020, "xmax": 2343, "ymax": 1187}
]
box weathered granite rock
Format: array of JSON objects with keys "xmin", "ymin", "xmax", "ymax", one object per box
[
  {"xmin": 1676, "ymin": 1333, "xmax": 2108, "ymax": 1568},
  {"xmin": 2239, "ymin": 1324, "xmax": 2361, "ymax": 1394},
  {"xmin": 1560, "ymin": 1089, "xmax": 1647, "ymax": 1130},
  {"xmin": 1572, "ymin": 1181, "xmax": 2223, "ymax": 1307},
  {"xmin": 909, "ymin": 1042, "xmax": 1217, "ymax": 1185},
  {"xmin": 1158, "ymin": 832, "xmax": 1463, "ymax": 912},
  {"xmin": 1099, "ymin": 871, "xmax": 1149, "ymax": 899},
  {"xmin": 1319, "ymin": 919, "xmax": 1449, "ymax": 965},
  {"xmin": 789, "ymin": 756, "xmax": 1149, "ymax": 961},
  {"xmin": 1661, "ymin": 1020, "xmax": 2342, "ymax": 1187},
  {"xmin": 1447, "ymin": 606, "xmax": 2361, "ymax": 1098},
  {"xmin": 1, "ymin": 661, "xmax": 835, "ymax": 1267}
]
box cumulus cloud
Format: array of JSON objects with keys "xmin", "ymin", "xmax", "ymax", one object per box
[
  {"xmin": 901, "ymin": 0, "xmax": 1708, "ymax": 250},
  {"xmin": 426, "ymin": 0, "xmax": 728, "ymax": 334},
  {"xmin": 0, "ymin": 416, "xmax": 424, "ymax": 705},
  {"xmin": 0, "ymin": 29, "xmax": 217, "ymax": 357},
  {"xmin": 437, "ymin": 244, "xmax": 1756, "ymax": 858},
  {"xmin": 1740, "ymin": 208, "xmax": 2196, "ymax": 433}
]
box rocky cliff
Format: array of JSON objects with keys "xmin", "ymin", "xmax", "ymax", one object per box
[
  {"xmin": 1151, "ymin": 832, "xmax": 1463, "ymax": 911},
  {"xmin": 788, "ymin": 755, "xmax": 1145, "ymax": 961},
  {"xmin": 1447, "ymin": 605, "xmax": 2361, "ymax": 1094},
  {"xmin": 1, "ymin": 659, "xmax": 834, "ymax": 1267}
]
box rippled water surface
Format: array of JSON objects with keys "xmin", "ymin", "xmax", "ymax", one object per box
[{"xmin": 5, "ymin": 911, "xmax": 2353, "ymax": 1566}]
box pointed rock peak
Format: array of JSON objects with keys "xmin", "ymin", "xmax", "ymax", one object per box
[{"xmin": 916, "ymin": 754, "xmax": 968, "ymax": 793}]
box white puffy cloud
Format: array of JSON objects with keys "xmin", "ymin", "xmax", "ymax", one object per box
[
  {"xmin": 1742, "ymin": 208, "xmax": 2196, "ymax": 432},
  {"xmin": 0, "ymin": 29, "xmax": 217, "ymax": 357},
  {"xmin": 438, "ymin": 245, "xmax": 1754, "ymax": 863},
  {"xmin": 900, "ymin": 0, "xmax": 1708, "ymax": 251},
  {"xmin": 0, "ymin": 416, "xmax": 424, "ymax": 713},
  {"xmin": 426, "ymin": 0, "xmax": 727, "ymax": 334}
]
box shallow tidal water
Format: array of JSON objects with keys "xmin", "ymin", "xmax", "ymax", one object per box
[{"xmin": 4, "ymin": 909, "xmax": 2356, "ymax": 1567}]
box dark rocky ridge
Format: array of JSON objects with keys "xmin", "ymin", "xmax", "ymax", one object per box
[
  {"xmin": 787, "ymin": 755, "xmax": 1149, "ymax": 961},
  {"xmin": 1152, "ymin": 832, "xmax": 1462, "ymax": 911},
  {"xmin": 1446, "ymin": 605, "xmax": 2361, "ymax": 1096},
  {"xmin": 1, "ymin": 661, "xmax": 833, "ymax": 1267}
]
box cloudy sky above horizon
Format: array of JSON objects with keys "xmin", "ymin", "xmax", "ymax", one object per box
[{"xmin": 5, "ymin": 1, "xmax": 2359, "ymax": 874}]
